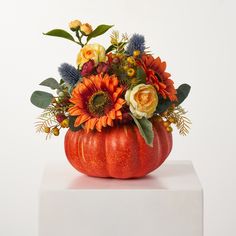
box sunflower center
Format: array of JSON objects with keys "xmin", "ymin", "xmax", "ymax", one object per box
[{"xmin": 88, "ymin": 91, "xmax": 110, "ymax": 116}]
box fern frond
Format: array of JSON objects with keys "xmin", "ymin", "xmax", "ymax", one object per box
[
  {"xmin": 110, "ymin": 30, "xmax": 129, "ymax": 54},
  {"xmin": 35, "ymin": 106, "xmax": 58, "ymax": 134},
  {"xmin": 110, "ymin": 30, "xmax": 119, "ymax": 45},
  {"xmin": 166, "ymin": 106, "xmax": 191, "ymax": 136}
]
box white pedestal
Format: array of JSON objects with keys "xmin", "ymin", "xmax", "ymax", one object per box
[{"xmin": 39, "ymin": 160, "xmax": 203, "ymax": 236}]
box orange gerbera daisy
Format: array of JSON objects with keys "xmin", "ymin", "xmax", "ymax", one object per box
[
  {"xmin": 137, "ymin": 54, "xmax": 177, "ymax": 101},
  {"xmin": 68, "ymin": 74, "xmax": 126, "ymax": 132}
]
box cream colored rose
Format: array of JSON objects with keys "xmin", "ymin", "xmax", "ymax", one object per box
[
  {"xmin": 69, "ymin": 20, "xmax": 82, "ymax": 31},
  {"xmin": 125, "ymin": 84, "xmax": 158, "ymax": 119},
  {"xmin": 80, "ymin": 23, "xmax": 93, "ymax": 35},
  {"xmin": 77, "ymin": 43, "xmax": 106, "ymax": 68}
]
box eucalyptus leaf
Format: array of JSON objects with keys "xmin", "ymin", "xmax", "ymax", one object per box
[
  {"xmin": 69, "ymin": 116, "xmax": 82, "ymax": 132},
  {"xmin": 43, "ymin": 29, "xmax": 76, "ymax": 43},
  {"xmin": 130, "ymin": 114, "xmax": 154, "ymax": 147},
  {"xmin": 136, "ymin": 67, "xmax": 146, "ymax": 81},
  {"xmin": 156, "ymin": 97, "xmax": 172, "ymax": 114},
  {"xmin": 156, "ymin": 84, "xmax": 191, "ymax": 114},
  {"xmin": 39, "ymin": 78, "xmax": 60, "ymax": 90},
  {"xmin": 87, "ymin": 25, "xmax": 113, "ymax": 42},
  {"xmin": 30, "ymin": 91, "xmax": 53, "ymax": 109},
  {"xmin": 175, "ymin": 84, "xmax": 191, "ymax": 105}
]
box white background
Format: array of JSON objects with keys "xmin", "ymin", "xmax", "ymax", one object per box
[{"xmin": 0, "ymin": 0, "xmax": 235, "ymax": 235}]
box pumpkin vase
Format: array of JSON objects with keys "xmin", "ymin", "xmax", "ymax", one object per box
[{"xmin": 64, "ymin": 119, "xmax": 172, "ymax": 179}]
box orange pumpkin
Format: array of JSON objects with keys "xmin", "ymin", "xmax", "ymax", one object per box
[{"xmin": 64, "ymin": 119, "xmax": 172, "ymax": 179}]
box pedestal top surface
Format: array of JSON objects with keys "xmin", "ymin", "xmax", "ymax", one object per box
[{"xmin": 40, "ymin": 160, "xmax": 202, "ymax": 191}]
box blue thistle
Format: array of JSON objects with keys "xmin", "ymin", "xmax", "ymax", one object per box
[
  {"xmin": 58, "ymin": 63, "xmax": 81, "ymax": 86},
  {"xmin": 126, "ymin": 34, "xmax": 145, "ymax": 56}
]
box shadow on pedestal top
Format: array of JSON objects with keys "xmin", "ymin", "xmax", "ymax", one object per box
[{"xmin": 40, "ymin": 160, "xmax": 202, "ymax": 191}]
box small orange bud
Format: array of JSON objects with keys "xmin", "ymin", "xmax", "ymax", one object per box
[
  {"xmin": 166, "ymin": 126, "xmax": 173, "ymax": 132},
  {"xmin": 168, "ymin": 117, "xmax": 176, "ymax": 123},
  {"xmin": 127, "ymin": 68, "xmax": 135, "ymax": 77},
  {"xmin": 133, "ymin": 50, "xmax": 140, "ymax": 57},
  {"xmin": 69, "ymin": 20, "xmax": 82, "ymax": 31},
  {"xmin": 127, "ymin": 56, "xmax": 136, "ymax": 65},
  {"xmin": 80, "ymin": 23, "xmax": 93, "ymax": 35},
  {"xmin": 52, "ymin": 127, "xmax": 59, "ymax": 136},
  {"xmin": 44, "ymin": 127, "xmax": 50, "ymax": 133},
  {"xmin": 61, "ymin": 119, "xmax": 69, "ymax": 128},
  {"xmin": 163, "ymin": 121, "xmax": 170, "ymax": 127}
]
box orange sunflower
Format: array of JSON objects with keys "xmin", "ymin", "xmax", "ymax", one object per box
[
  {"xmin": 137, "ymin": 54, "xmax": 177, "ymax": 101},
  {"xmin": 68, "ymin": 73, "xmax": 126, "ymax": 132}
]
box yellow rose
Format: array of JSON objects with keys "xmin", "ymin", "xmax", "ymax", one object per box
[
  {"xmin": 77, "ymin": 43, "xmax": 106, "ymax": 68},
  {"xmin": 125, "ymin": 84, "xmax": 158, "ymax": 119},
  {"xmin": 80, "ymin": 23, "xmax": 93, "ymax": 35},
  {"xmin": 69, "ymin": 20, "xmax": 82, "ymax": 31}
]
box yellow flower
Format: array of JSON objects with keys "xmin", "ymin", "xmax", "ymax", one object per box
[
  {"xmin": 127, "ymin": 68, "xmax": 135, "ymax": 77},
  {"xmin": 127, "ymin": 56, "xmax": 136, "ymax": 65},
  {"xmin": 125, "ymin": 84, "xmax": 158, "ymax": 119},
  {"xmin": 80, "ymin": 23, "xmax": 93, "ymax": 35},
  {"xmin": 77, "ymin": 43, "xmax": 106, "ymax": 68},
  {"xmin": 133, "ymin": 50, "xmax": 140, "ymax": 57},
  {"xmin": 69, "ymin": 20, "xmax": 82, "ymax": 31}
]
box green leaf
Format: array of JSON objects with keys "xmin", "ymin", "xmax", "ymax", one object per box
[
  {"xmin": 155, "ymin": 97, "xmax": 172, "ymax": 114},
  {"xmin": 106, "ymin": 45, "xmax": 115, "ymax": 53},
  {"xmin": 155, "ymin": 84, "xmax": 191, "ymax": 114},
  {"xmin": 136, "ymin": 67, "xmax": 146, "ymax": 81},
  {"xmin": 69, "ymin": 116, "xmax": 82, "ymax": 132},
  {"xmin": 59, "ymin": 79, "xmax": 64, "ymax": 85},
  {"xmin": 87, "ymin": 25, "xmax": 113, "ymax": 42},
  {"xmin": 129, "ymin": 114, "xmax": 154, "ymax": 147},
  {"xmin": 175, "ymin": 84, "xmax": 191, "ymax": 105},
  {"xmin": 30, "ymin": 91, "xmax": 53, "ymax": 109},
  {"xmin": 39, "ymin": 78, "xmax": 60, "ymax": 90},
  {"xmin": 43, "ymin": 29, "xmax": 76, "ymax": 43}
]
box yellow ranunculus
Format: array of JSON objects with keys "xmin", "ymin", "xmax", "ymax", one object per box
[
  {"xmin": 77, "ymin": 43, "xmax": 106, "ymax": 69},
  {"xmin": 80, "ymin": 23, "xmax": 93, "ymax": 35},
  {"xmin": 125, "ymin": 84, "xmax": 158, "ymax": 119},
  {"xmin": 69, "ymin": 20, "xmax": 82, "ymax": 31}
]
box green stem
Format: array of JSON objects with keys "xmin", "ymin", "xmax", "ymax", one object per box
[{"xmin": 75, "ymin": 30, "xmax": 84, "ymax": 47}]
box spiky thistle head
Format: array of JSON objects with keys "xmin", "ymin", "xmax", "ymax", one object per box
[
  {"xmin": 58, "ymin": 63, "xmax": 81, "ymax": 86},
  {"xmin": 126, "ymin": 34, "xmax": 145, "ymax": 56}
]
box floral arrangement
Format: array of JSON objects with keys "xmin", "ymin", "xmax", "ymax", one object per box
[{"xmin": 31, "ymin": 19, "xmax": 191, "ymax": 147}]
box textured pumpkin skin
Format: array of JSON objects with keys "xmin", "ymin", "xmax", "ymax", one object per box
[{"xmin": 64, "ymin": 120, "xmax": 172, "ymax": 179}]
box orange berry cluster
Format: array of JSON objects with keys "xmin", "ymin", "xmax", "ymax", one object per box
[
  {"xmin": 44, "ymin": 114, "xmax": 69, "ymax": 136},
  {"xmin": 156, "ymin": 115, "xmax": 176, "ymax": 133}
]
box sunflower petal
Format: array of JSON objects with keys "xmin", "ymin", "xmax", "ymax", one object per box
[
  {"xmin": 155, "ymin": 57, "xmax": 161, "ymax": 65},
  {"xmin": 89, "ymin": 75, "xmax": 100, "ymax": 89},
  {"xmin": 116, "ymin": 110, "xmax": 122, "ymax": 119},
  {"xmin": 74, "ymin": 114, "xmax": 90, "ymax": 127},
  {"xmin": 69, "ymin": 107, "xmax": 84, "ymax": 116},
  {"xmin": 117, "ymin": 98, "xmax": 126, "ymax": 105},
  {"xmin": 113, "ymin": 87, "xmax": 123, "ymax": 101},
  {"xmin": 159, "ymin": 82, "xmax": 167, "ymax": 89},
  {"xmin": 107, "ymin": 116, "xmax": 113, "ymax": 126},
  {"xmin": 69, "ymin": 97, "xmax": 84, "ymax": 108},
  {"xmin": 83, "ymin": 77, "xmax": 96, "ymax": 92},
  {"xmin": 101, "ymin": 116, "xmax": 107, "ymax": 127},
  {"xmin": 78, "ymin": 83, "xmax": 90, "ymax": 95},
  {"xmin": 108, "ymin": 109, "xmax": 116, "ymax": 120},
  {"xmin": 90, "ymin": 118, "xmax": 98, "ymax": 130},
  {"xmin": 96, "ymin": 119, "xmax": 103, "ymax": 132},
  {"xmin": 159, "ymin": 62, "xmax": 166, "ymax": 73},
  {"xmin": 163, "ymin": 72, "xmax": 171, "ymax": 79},
  {"xmin": 114, "ymin": 102, "xmax": 123, "ymax": 111}
]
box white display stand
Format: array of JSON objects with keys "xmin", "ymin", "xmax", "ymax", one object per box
[{"xmin": 39, "ymin": 160, "xmax": 203, "ymax": 236}]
